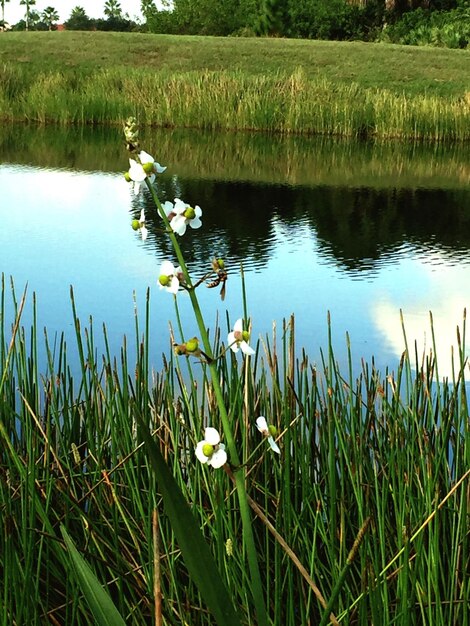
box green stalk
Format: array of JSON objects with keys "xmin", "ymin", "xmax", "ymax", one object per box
[{"xmin": 146, "ymin": 180, "xmax": 268, "ymax": 624}]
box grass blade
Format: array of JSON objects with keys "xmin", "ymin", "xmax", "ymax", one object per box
[{"xmin": 60, "ymin": 526, "xmax": 127, "ymax": 626}]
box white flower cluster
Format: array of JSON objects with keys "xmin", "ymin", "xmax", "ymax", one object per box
[{"xmin": 195, "ymin": 417, "xmax": 280, "ymax": 470}]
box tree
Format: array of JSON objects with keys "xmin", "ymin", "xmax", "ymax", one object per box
[
  {"xmin": 28, "ymin": 8, "xmax": 41, "ymax": 28},
  {"xmin": 141, "ymin": 0, "xmax": 157, "ymax": 20},
  {"xmin": 1, "ymin": 0, "xmax": 10, "ymax": 24},
  {"xmin": 65, "ymin": 6, "xmax": 94, "ymax": 30},
  {"xmin": 103, "ymin": 0, "xmax": 123, "ymax": 19},
  {"xmin": 19, "ymin": 0, "xmax": 36, "ymax": 31},
  {"xmin": 171, "ymin": 0, "xmax": 259, "ymax": 35},
  {"xmin": 42, "ymin": 6, "xmax": 59, "ymax": 30}
]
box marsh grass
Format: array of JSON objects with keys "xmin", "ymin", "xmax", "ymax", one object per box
[
  {"xmin": 0, "ymin": 276, "xmax": 468, "ymax": 624},
  {"xmin": 0, "ymin": 32, "xmax": 469, "ymax": 140}
]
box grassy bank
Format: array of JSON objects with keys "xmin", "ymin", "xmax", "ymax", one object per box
[
  {"xmin": 0, "ymin": 32, "xmax": 469, "ymax": 140},
  {"xmin": 0, "ymin": 279, "xmax": 468, "ymax": 624}
]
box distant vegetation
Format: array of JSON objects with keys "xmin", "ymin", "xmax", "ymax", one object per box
[
  {"xmin": 148, "ymin": 0, "xmax": 470, "ymax": 49},
  {"xmin": 0, "ymin": 31, "xmax": 469, "ymax": 140},
  {"xmin": 1, "ymin": 0, "xmax": 469, "ymax": 49}
]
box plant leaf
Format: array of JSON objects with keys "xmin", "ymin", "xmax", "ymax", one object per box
[{"xmin": 60, "ymin": 526, "xmax": 127, "ymax": 626}]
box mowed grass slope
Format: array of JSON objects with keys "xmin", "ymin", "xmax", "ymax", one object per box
[{"xmin": 1, "ymin": 31, "xmax": 469, "ymax": 138}]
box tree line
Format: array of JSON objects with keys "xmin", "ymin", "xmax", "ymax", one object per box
[
  {"xmin": 145, "ymin": 0, "xmax": 468, "ymax": 47},
  {"xmin": 1, "ymin": 0, "xmax": 468, "ymax": 48}
]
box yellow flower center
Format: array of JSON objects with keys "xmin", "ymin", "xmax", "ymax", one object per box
[
  {"xmin": 159, "ymin": 275, "xmax": 170, "ymax": 286},
  {"xmin": 202, "ymin": 443, "xmax": 214, "ymax": 457},
  {"xmin": 184, "ymin": 207, "xmax": 196, "ymax": 220},
  {"xmin": 142, "ymin": 161, "xmax": 154, "ymax": 174},
  {"xmin": 185, "ymin": 338, "xmax": 199, "ymax": 353}
]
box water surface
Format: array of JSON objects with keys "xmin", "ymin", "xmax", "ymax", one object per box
[{"xmin": 1, "ymin": 124, "xmax": 469, "ymax": 378}]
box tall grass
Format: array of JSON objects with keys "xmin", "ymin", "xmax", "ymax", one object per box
[
  {"xmin": 1, "ymin": 62, "xmax": 469, "ymax": 140},
  {"xmin": 0, "ymin": 276, "xmax": 468, "ymax": 624}
]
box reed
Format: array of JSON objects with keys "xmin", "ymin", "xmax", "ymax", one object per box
[{"xmin": 0, "ymin": 277, "xmax": 468, "ymax": 624}]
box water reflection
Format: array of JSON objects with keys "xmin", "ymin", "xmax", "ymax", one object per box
[
  {"xmin": 1, "ymin": 123, "xmax": 470, "ymax": 376},
  {"xmin": 133, "ymin": 178, "xmax": 470, "ymax": 278}
]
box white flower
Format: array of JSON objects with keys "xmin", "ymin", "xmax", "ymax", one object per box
[
  {"xmin": 139, "ymin": 150, "xmax": 166, "ymax": 175},
  {"xmin": 256, "ymin": 416, "xmax": 281, "ymax": 454},
  {"xmin": 195, "ymin": 427, "xmax": 227, "ymax": 468},
  {"xmin": 131, "ymin": 209, "xmax": 148, "ymax": 240},
  {"xmin": 162, "ymin": 198, "xmax": 202, "ymax": 236},
  {"xmin": 127, "ymin": 150, "xmax": 166, "ymax": 196},
  {"xmin": 128, "ymin": 158, "xmax": 147, "ymax": 196},
  {"xmin": 158, "ymin": 260, "xmax": 182, "ymax": 295},
  {"xmin": 228, "ymin": 318, "xmax": 255, "ymax": 356}
]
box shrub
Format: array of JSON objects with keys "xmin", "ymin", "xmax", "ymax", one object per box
[{"xmin": 379, "ymin": 4, "xmax": 470, "ymax": 48}]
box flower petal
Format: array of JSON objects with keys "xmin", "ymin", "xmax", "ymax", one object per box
[
  {"xmin": 173, "ymin": 198, "xmax": 187, "ymax": 215},
  {"xmin": 240, "ymin": 341, "xmax": 255, "ymax": 356},
  {"xmin": 155, "ymin": 162, "xmax": 166, "ymax": 173},
  {"xmin": 162, "ymin": 201, "xmax": 174, "ymax": 217},
  {"xmin": 139, "ymin": 150, "xmax": 154, "ymax": 164},
  {"xmin": 227, "ymin": 331, "xmax": 239, "ymax": 352},
  {"xmin": 169, "ymin": 275, "xmax": 179, "ymax": 294},
  {"xmin": 256, "ymin": 416, "xmax": 268, "ymax": 433},
  {"xmin": 209, "ymin": 447, "xmax": 227, "ymax": 469},
  {"xmin": 140, "ymin": 225, "xmax": 148, "ymax": 241},
  {"xmin": 129, "ymin": 159, "xmax": 146, "ymax": 182},
  {"xmin": 160, "ymin": 260, "xmax": 175, "ymax": 275},
  {"xmin": 195, "ymin": 441, "xmax": 209, "ymax": 464},
  {"xmin": 189, "ymin": 217, "xmax": 202, "ymax": 230},
  {"xmin": 170, "ymin": 215, "xmax": 187, "ymax": 236},
  {"xmin": 267, "ymin": 436, "xmax": 281, "ymax": 454},
  {"xmin": 233, "ymin": 319, "xmax": 243, "ymax": 333},
  {"xmin": 204, "ymin": 427, "xmax": 221, "ymax": 446}
]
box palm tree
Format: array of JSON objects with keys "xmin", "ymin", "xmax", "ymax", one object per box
[
  {"xmin": 141, "ymin": 0, "xmax": 157, "ymax": 19},
  {"xmin": 19, "ymin": 0, "xmax": 36, "ymax": 31},
  {"xmin": 103, "ymin": 0, "xmax": 122, "ymax": 19},
  {"xmin": 28, "ymin": 8, "xmax": 40, "ymax": 28},
  {"xmin": 1, "ymin": 0, "xmax": 10, "ymax": 25},
  {"xmin": 42, "ymin": 6, "xmax": 59, "ymax": 30}
]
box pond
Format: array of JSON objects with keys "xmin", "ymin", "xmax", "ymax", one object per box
[{"xmin": 1, "ymin": 124, "xmax": 470, "ymax": 379}]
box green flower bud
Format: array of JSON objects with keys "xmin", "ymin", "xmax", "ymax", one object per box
[
  {"xmin": 242, "ymin": 330, "xmax": 250, "ymax": 343},
  {"xmin": 124, "ymin": 171, "xmax": 131, "ymax": 182},
  {"xmin": 142, "ymin": 161, "xmax": 154, "ymax": 174},
  {"xmin": 202, "ymin": 443, "xmax": 214, "ymax": 457},
  {"xmin": 268, "ymin": 424, "xmax": 277, "ymax": 437},
  {"xmin": 159, "ymin": 275, "xmax": 170, "ymax": 286},
  {"xmin": 185, "ymin": 337, "xmax": 199, "ymax": 353},
  {"xmin": 184, "ymin": 207, "xmax": 196, "ymax": 220},
  {"xmin": 131, "ymin": 219, "xmax": 140, "ymax": 231}
]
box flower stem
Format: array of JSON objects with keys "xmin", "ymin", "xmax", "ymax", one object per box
[{"xmin": 146, "ymin": 180, "xmax": 268, "ymax": 625}]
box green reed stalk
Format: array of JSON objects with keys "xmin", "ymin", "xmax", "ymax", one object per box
[{"xmin": 144, "ymin": 180, "xmax": 268, "ymax": 624}]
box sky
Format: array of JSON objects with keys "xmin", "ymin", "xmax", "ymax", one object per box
[{"xmin": 5, "ymin": 1, "xmax": 169, "ymax": 24}]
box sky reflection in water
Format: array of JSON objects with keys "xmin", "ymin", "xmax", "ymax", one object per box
[{"xmin": 1, "ymin": 127, "xmax": 470, "ymax": 379}]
